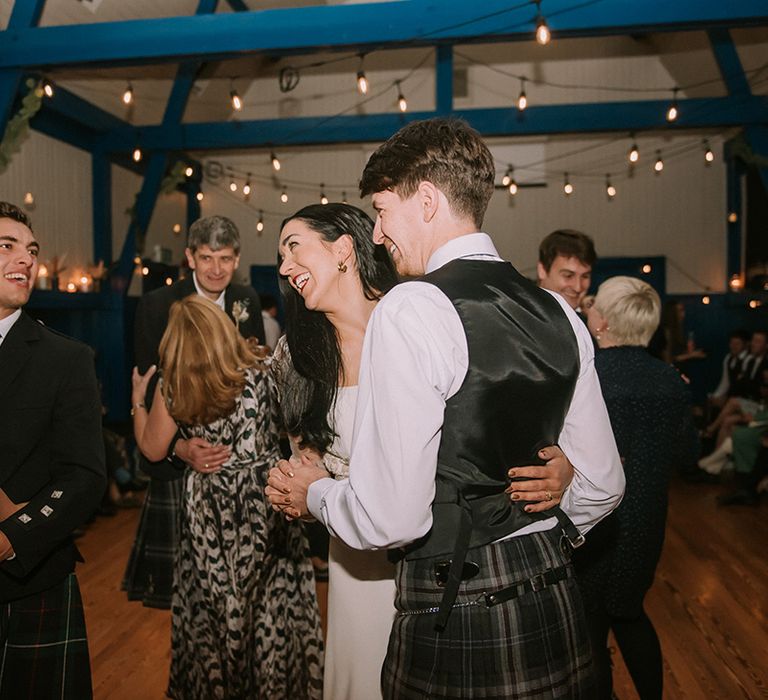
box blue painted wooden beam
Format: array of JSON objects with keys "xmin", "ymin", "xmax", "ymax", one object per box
[
  {"xmin": 28, "ymin": 109, "xmax": 100, "ymax": 151},
  {"xmin": 0, "ymin": 0, "xmax": 46, "ymax": 133},
  {"xmin": 435, "ymin": 45, "xmax": 452, "ymax": 115},
  {"xmin": 225, "ymin": 0, "xmax": 249, "ymax": 11},
  {"xmin": 99, "ymin": 95, "xmax": 768, "ymax": 151},
  {"xmin": 1, "ymin": 1, "xmax": 767, "ymax": 69},
  {"xmin": 36, "ymin": 82, "xmax": 130, "ymax": 133},
  {"xmin": 92, "ymin": 152, "xmax": 112, "ymax": 265}
]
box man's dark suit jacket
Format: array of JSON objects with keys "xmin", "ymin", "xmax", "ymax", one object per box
[
  {"xmin": 0, "ymin": 312, "xmax": 106, "ymax": 602},
  {"xmin": 133, "ymin": 275, "xmax": 265, "ymax": 477}
]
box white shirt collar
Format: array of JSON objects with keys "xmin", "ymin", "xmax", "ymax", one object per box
[
  {"xmin": 192, "ymin": 271, "xmax": 226, "ymax": 311},
  {"xmin": 0, "ymin": 308, "xmax": 22, "ymax": 346},
  {"xmin": 425, "ymin": 233, "xmax": 502, "ymax": 274}
]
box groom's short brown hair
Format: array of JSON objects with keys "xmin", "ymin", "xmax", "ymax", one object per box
[{"xmin": 359, "ymin": 118, "xmax": 495, "ymax": 229}]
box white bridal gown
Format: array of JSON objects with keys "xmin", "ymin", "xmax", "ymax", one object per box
[{"xmin": 321, "ymin": 385, "xmax": 397, "ymax": 700}]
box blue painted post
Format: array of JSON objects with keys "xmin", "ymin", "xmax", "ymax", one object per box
[
  {"xmin": 0, "ymin": 0, "xmax": 46, "ymax": 133},
  {"xmin": 726, "ymin": 156, "xmax": 742, "ymax": 287},
  {"xmin": 435, "ymin": 45, "xmax": 453, "ymax": 115},
  {"xmin": 92, "ymin": 151, "xmax": 112, "ymax": 267}
]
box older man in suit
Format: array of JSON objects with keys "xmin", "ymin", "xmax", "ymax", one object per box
[
  {"xmin": 123, "ymin": 215, "xmax": 265, "ymax": 608},
  {"xmin": 0, "ymin": 201, "xmax": 105, "ymax": 698}
]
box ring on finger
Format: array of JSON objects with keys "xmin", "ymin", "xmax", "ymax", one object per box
[
  {"xmin": 544, "ymin": 490, "xmax": 553, "ymax": 501},
  {"xmin": 204, "ymin": 463, "xmax": 209, "ymax": 469}
]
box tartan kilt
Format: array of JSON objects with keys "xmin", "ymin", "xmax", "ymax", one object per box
[
  {"xmin": 383, "ymin": 527, "xmax": 595, "ymax": 699},
  {"xmin": 0, "ymin": 573, "xmax": 92, "ymax": 700},
  {"xmin": 121, "ymin": 477, "xmax": 182, "ymax": 609}
]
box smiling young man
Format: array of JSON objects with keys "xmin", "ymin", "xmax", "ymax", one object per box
[
  {"xmin": 124, "ymin": 215, "xmax": 265, "ymax": 608},
  {"xmin": 0, "ymin": 201, "xmax": 105, "ymax": 697},
  {"xmin": 268, "ymin": 119, "xmax": 624, "ymax": 698},
  {"xmin": 537, "ymin": 229, "xmax": 597, "ymax": 312}
]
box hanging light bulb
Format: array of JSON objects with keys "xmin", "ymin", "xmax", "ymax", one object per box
[
  {"xmin": 356, "ymin": 55, "xmax": 369, "ymax": 95},
  {"xmin": 502, "ymin": 167, "xmax": 512, "ymax": 187},
  {"xmin": 727, "ymin": 211, "xmax": 738, "ymax": 223},
  {"xmin": 654, "ymin": 150, "xmax": 664, "ymax": 173},
  {"xmin": 242, "ymin": 174, "xmax": 251, "ymax": 197},
  {"xmin": 280, "ymin": 188, "xmax": 288, "ymax": 204},
  {"xmin": 229, "ymin": 179, "xmax": 238, "ymax": 193},
  {"xmin": 517, "ymin": 78, "xmax": 528, "ymax": 111},
  {"xmin": 23, "ymin": 192, "xmax": 34, "ymax": 207},
  {"xmin": 703, "ymin": 139, "xmax": 714, "ymax": 164},
  {"xmin": 729, "ymin": 274, "xmax": 743, "ymax": 290},
  {"xmin": 535, "ymin": 1, "xmax": 551, "ymax": 45},
  {"xmin": 508, "ymin": 179, "xmax": 518, "ymax": 196},
  {"xmin": 563, "ymin": 172, "xmax": 573, "ymax": 196},
  {"xmin": 270, "ymin": 152, "xmax": 281, "ymax": 171},
  {"xmin": 230, "ymin": 88, "xmax": 243, "ymax": 111},
  {"xmin": 172, "ymin": 223, "xmax": 182, "ymax": 235},
  {"xmin": 320, "ymin": 184, "xmax": 329, "ymax": 205},
  {"xmin": 196, "ymin": 191, "xmax": 204, "ymax": 202},
  {"xmin": 132, "ymin": 147, "xmax": 142, "ymax": 162},
  {"xmin": 702, "ymin": 295, "xmax": 711, "ymax": 305},
  {"xmin": 184, "ymin": 165, "xmax": 194, "ymax": 177},
  {"xmin": 627, "ymin": 136, "xmax": 639, "ymax": 164},
  {"xmin": 606, "ymin": 175, "xmax": 616, "ymax": 199},
  {"xmin": 122, "ymin": 83, "xmax": 134, "ymax": 105},
  {"xmin": 342, "ymin": 191, "xmax": 349, "ymax": 204},
  {"xmin": 42, "ymin": 80, "xmax": 54, "ymax": 98},
  {"xmin": 396, "ymin": 81, "xmax": 408, "ymax": 113},
  {"xmin": 666, "ymin": 88, "xmax": 679, "ymax": 122},
  {"xmin": 256, "ymin": 210, "xmax": 265, "ymax": 234}
]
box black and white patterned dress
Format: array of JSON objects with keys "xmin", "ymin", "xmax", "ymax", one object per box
[{"xmin": 168, "ymin": 365, "xmax": 323, "ymax": 700}]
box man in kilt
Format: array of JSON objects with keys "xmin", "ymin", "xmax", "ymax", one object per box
[
  {"xmin": 269, "ymin": 118, "xmax": 625, "ymax": 698},
  {"xmin": 124, "ymin": 215, "xmax": 265, "ymax": 608},
  {"xmin": 0, "ymin": 201, "xmax": 106, "ymax": 698}
]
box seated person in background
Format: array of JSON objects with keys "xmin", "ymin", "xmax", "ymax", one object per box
[
  {"xmin": 705, "ymin": 330, "xmax": 768, "ymax": 447},
  {"xmin": 537, "ymin": 228, "xmax": 596, "ymax": 312},
  {"xmin": 708, "ymin": 329, "xmax": 750, "ymax": 410}
]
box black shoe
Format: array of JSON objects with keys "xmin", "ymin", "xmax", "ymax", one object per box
[{"xmin": 717, "ymin": 488, "xmax": 759, "ymax": 506}]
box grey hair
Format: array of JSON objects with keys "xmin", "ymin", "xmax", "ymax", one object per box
[
  {"xmin": 187, "ymin": 215, "xmax": 241, "ymax": 254},
  {"xmin": 594, "ymin": 276, "xmax": 661, "ymax": 347}
]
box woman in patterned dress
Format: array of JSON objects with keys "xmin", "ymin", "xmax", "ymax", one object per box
[{"xmin": 132, "ymin": 295, "xmax": 323, "ymax": 700}]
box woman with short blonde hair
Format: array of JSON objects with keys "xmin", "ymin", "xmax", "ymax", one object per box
[{"xmin": 586, "ymin": 275, "xmax": 660, "ymax": 348}]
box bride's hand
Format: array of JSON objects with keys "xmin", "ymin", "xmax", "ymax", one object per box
[
  {"xmin": 131, "ymin": 365, "xmax": 157, "ymax": 407},
  {"xmin": 266, "ymin": 459, "xmax": 296, "ymax": 512}
]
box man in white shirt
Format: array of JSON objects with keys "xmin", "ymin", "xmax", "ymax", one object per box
[{"xmin": 268, "ymin": 119, "xmax": 624, "ymax": 698}]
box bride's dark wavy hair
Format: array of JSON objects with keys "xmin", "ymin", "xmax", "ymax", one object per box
[{"xmin": 278, "ymin": 203, "xmax": 398, "ymax": 454}]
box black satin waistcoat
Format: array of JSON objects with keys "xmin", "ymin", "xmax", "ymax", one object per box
[{"xmin": 404, "ymin": 259, "xmax": 580, "ymax": 560}]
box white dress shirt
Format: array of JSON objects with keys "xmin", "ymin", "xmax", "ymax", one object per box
[
  {"xmin": 307, "ymin": 233, "xmax": 624, "ymax": 550},
  {"xmin": 0, "ymin": 309, "xmax": 22, "ymax": 347}
]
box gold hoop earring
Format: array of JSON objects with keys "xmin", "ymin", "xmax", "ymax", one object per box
[{"xmin": 337, "ymin": 261, "xmax": 347, "ymax": 273}]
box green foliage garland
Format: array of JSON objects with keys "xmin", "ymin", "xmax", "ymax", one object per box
[{"xmin": 0, "ymin": 79, "xmax": 43, "ymax": 174}]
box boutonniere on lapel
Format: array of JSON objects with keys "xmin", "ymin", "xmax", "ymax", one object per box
[{"xmin": 232, "ymin": 299, "xmax": 250, "ymax": 330}]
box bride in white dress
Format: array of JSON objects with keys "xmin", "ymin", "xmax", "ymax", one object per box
[{"xmin": 272, "ymin": 204, "xmax": 399, "ymax": 699}]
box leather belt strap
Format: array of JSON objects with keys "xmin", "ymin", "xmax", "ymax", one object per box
[{"xmin": 484, "ymin": 564, "xmax": 570, "ymax": 607}]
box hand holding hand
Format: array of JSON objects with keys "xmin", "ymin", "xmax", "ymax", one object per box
[
  {"xmin": 174, "ymin": 437, "xmax": 230, "ymax": 474},
  {"xmin": 266, "ymin": 454, "xmax": 328, "ymax": 520},
  {"xmin": 505, "ymin": 445, "xmax": 575, "ymax": 513}
]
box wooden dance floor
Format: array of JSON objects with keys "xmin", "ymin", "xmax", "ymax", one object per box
[{"xmin": 79, "ymin": 478, "xmax": 767, "ymax": 699}]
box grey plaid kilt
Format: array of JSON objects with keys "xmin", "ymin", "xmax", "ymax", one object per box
[
  {"xmin": 121, "ymin": 477, "xmax": 182, "ymax": 609},
  {"xmin": 382, "ymin": 527, "xmax": 595, "ymax": 699},
  {"xmin": 0, "ymin": 574, "xmax": 92, "ymax": 699}
]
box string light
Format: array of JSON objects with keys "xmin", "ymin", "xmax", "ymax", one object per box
[
  {"xmin": 702, "ymin": 295, "xmax": 711, "ymax": 305},
  {"xmin": 23, "ymin": 192, "xmax": 34, "ymax": 207},
  {"xmin": 242, "ymin": 174, "xmax": 252, "ymax": 197},
  {"xmin": 141, "ymin": 266, "xmax": 149, "ymax": 277},
  {"xmin": 132, "ymin": 147, "xmax": 142, "ymax": 162},
  {"xmin": 563, "ymin": 172, "xmax": 573, "ymax": 196},
  {"xmin": 229, "ymin": 178, "xmax": 238, "ymax": 193},
  {"xmin": 184, "ymin": 165, "xmax": 194, "ymax": 177},
  {"xmin": 42, "ymin": 80, "xmax": 54, "ymax": 98},
  {"xmin": 606, "ymin": 175, "xmax": 616, "ymax": 199},
  {"xmin": 122, "ymin": 83, "xmax": 134, "ymax": 105},
  {"xmin": 517, "ymin": 78, "xmax": 527, "ymax": 111},
  {"xmin": 749, "ymin": 299, "xmax": 762, "ymax": 309},
  {"xmin": 666, "ymin": 88, "xmax": 679, "ymax": 122},
  {"xmin": 535, "ymin": 1, "xmax": 551, "ymax": 46},
  {"xmin": 627, "ymin": 136, "xmax": 639, "ymax": 164},
  {"xmin": 133, "ymin": 256, "xmax": 142, "ymax": 265},
  {"xmin": 342, "ymin": 191, "xmax": 348, "ymax": 204},
  {"xmin": 502, "ymin": 167, "xmax": 512, "ymax": 187},
  {"xmin": 729, "ymin": 274, "xmax": 743, "ymax": 290},
  {"xmin": 356, "ymin": 55, "xmax": 369, "ymax": 95},
  {"xmin": 269, "ymin": 152, "xmax": 281, "ymax": 172},
  {"xmin": 703, "ymin": 139, "xmax": 714, "ymax": 164},
  {"xmin": 172, "ymin": 223, "xmax": 181, "ymax": 235},
  {"xmin": 165, "ymin": 277, "xmax": 173, "ymax": 286},
  {"xmin": 280, "ymin": 188, "xmax": 289, "ymax": 204},
  {"xmin": 396, "ymin": 81, "xmax": 407, "ymax": 113},
  {"xmin": 727, "ymin": 211, "xmax": 738, "ymax": 223},
  {"xmin": 320, "ymin": 184, "xmax": 329, "ymax": 205},
  {"xmin": 508, "ymin": 178, "xmax": 518, "ymax": 196},
  {"xmin": 653, "ymin": 150, "xmax": 664, "ymax": 173},
  {"xmin": 230, "ymin": 86, "xmax": 243, "ymax": 111},
  {"xmin": 642, "ymin": 263, "xmax": 652, "ymax": 274},
  {"xmin": 256, "ymin": 210, "xmax": 265, "ymax": 234},
  {"xmin": 196, "ymin": 191, "xmax": 204, "ymax": 201}
]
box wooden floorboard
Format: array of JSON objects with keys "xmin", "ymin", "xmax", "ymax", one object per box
[{"xmin": 77, "ymin": 477, "xmax": 768, "ymax": 699}]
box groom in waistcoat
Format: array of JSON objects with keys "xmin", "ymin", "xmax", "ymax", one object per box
[{"xmin": 268, "ymin": 118, "xmax": 625, "ymax": 697}]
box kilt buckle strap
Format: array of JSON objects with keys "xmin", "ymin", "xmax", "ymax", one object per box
[{"xmin": 484, "ymin": 564, "xmax": 570, "ymax": 607}]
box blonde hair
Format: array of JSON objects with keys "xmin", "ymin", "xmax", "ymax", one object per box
[
  {"xmin": 159, "ymin": 296, "xmax": 256, "ymax": 425},
  {"xmin": 594, "ymin": 276, "xmax": 661, "ymax": 347}
]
